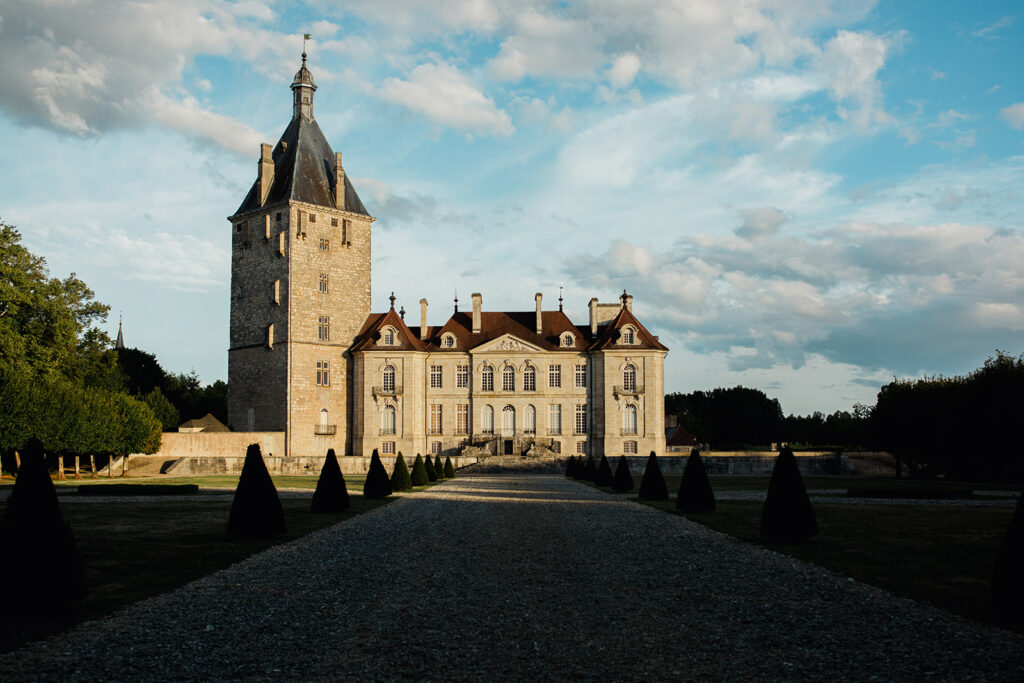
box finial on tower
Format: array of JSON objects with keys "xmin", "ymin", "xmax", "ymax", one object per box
[
  {"xmin": 389, "ymin": 292, "xmax": 396, "ymax": 309},
  {"xmin": 399, "ymin": 306, "xmax": 406, "ymax": 320},
  {"xmin": 558, "ymin": 285, "xmax": 564, "ymax": 312},
  {"xmin": 621, "ymin": 289, "xmax": 628, "ymax": 307},
  {"xmin": 291, "ymin": 36, "xmax": 317, "ymax": 121},
  {"xmin": 454, "ymin": 288, "xmax": 459, "ymax": 312}
]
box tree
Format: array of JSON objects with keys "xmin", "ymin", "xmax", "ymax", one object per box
[
  {"xmin": 363, "ymin": 449, "xmax": 393, "ymax": 498},
  {"xmin": 992, "ymin": 490, "xmax": 1024, "ymax": 628},
  {"xmin": 583, "ymin": 453, "xmax": 597, "ymax": 481},
  {"xmin": 142, "ymin": 387, "xmax": 180, "ymax": 431},
  {"xmin": 665, "ymin": 386, "xmax": 784, "ymax": 448},
  {"xmin": 391, "ymin": 452, "xmax": 412, "ymax": 491},
  {"xmin": 760, "ymin": 446, "xmax": 817, "ymax": 541},
  {"xmin": 410, "ymin": 453, "xmax": 429, "ymax": 486},
  {"xmin": 227, "ymin": 443, "xmax": 286, "ymax": 539},
  {"xmin": 565, "ymin": 455, "xmax": 576, "ymax": 477},
  {"xmin": 638, "ymin": 451, "xmax": 669, "ymax": 500},
  {"xmin": 433, "ymin": 454, "xmax": 446, "ymax": 480},
  {"xmin": 311, "ymin": 448, "xmax": 351, "ymax": 512},
  {"xmin": 443, "ymin": 456, "xmax": 456, "ymax": 478},
  {"xmin": 0, "ymin": 438, "xmax": 88, "ymax": 606},
  {"xmin": 612, "ymin": 455, "xmax": 634, "ymax": 493},
  {"xmin": 594, "ymin": 454, "xmax": 614, "ymax": 486},
  {"xmin": 677, "ymin": 448, "xmax": 715, "ymax": 513},
  {"xmin": 424, "ymin": 452, "xmax": 438, "ymax": 482}
]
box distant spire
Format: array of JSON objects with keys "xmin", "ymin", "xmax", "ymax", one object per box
[
  {"xmin": 115, "ymin": 313, "xmax": 125, "ymax": 349},
  {"xmin": 389, "ymin": 292, "xmax": 396, "ymax": 309}
]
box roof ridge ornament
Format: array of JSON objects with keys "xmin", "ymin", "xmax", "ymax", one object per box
[
  {"xmin": 389, "ymin": 292, "xmax": 396, "ymax": 309},
  {"xmin": 621, "ymin": 289, "xmax": 628, "ymax": 308}
]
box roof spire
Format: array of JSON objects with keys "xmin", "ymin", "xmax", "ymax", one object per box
[
  {"xmin": 291, "ymin": 37, "xmax": 317, "ymax": 121},
  {"xmin": 558, "ymin": 285, "xmax": 564, "ymax": 312},
  {"xmin": 454, "ymin": 287, "xmax": 459, "ymax": 313},
  {"xmin": 115, "ymin": 313, "xmax": 125, "ymax": 349},
  {"xmin": 389, "ymin": 291, "xmax": 396, "ymax": 309}
]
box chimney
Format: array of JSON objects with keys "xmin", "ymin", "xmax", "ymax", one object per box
[
  {"xmin": 419, "ymin": 299, "xmax": 428, "ymax": 340},
  {"xmin": 625, "ymin": 294, "xmax": 633, "ymax": 312},
  {"xmin": 589, "ymin": 297, "xmax": 598, "ymax": 336},
  {"xmin": 258, "ymin": 144, "xmax": 274, "ymax": 205},
  {"xmin": 333, "ymin": 152, "xmax": 345, "ymax": 211},
  {"xmin": 535, "ymin": 293, "xmax": 543, "ymax": 334},
  {"xmin": 472, "ymin": 293, "xmax": 482, "ymax": 334}
]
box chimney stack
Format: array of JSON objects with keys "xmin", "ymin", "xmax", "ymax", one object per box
[
  {"xmin": 419, "ymin": 298, "xmax": 428, "ymax": 340},
  {"xmin": 333, "ymin": 152, "xmax": 345, "ymax": 211},
  {"xmin": 589, "ymin": 298, "xmax": 598, "ymax": 336},
  {"xmin": 472, "ymin": 293, "xmax": 482, "ymax": 334},
  {"xmin": 258, "ymin": 144, "xmax": 274, "ymax": 205},
  {"xmin": 535, "ymin": 293, "xmax": 543, "ymax": 334},
  {"xmin": 625, "ymin": 294, "xmax": 633, "ymax": 312}
]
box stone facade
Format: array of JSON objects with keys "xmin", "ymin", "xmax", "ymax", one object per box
[{"xmin": 228, "ymin": 56, "xmax": 668, "ymax": 459}]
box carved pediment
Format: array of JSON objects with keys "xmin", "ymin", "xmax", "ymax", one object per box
[{"xmin": 472, "ymin": 334, "xmax": 544, "ymax": 353}]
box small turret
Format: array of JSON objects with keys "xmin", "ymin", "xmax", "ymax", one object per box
[{"xmin": 291, "ymin": 52, "xmax": 317, "ymax": 121}]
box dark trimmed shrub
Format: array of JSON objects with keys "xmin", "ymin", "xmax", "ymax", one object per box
[
  {"xmin": 760, "ymin": 446, "xmax": 817, "ymax": 541},
  {"xmin": 410, "ymin": 453, "xmax": 430, "ymax": 486},
  {"xmin": 565, "ymin": 455, "xmax": 576, "ymax": 477},
  {"xmin": 612, "ymin": 455, "xmax": 634, "ymax": 493},
  {"xmin": 434, "ymin": 454, "xmax": 446, "ymax": 480},
  {"xmin": 424, "ymin": 453, "xmax": 438, "ymax": 482},
  {"xmin": 676, "ymin": 448, "xmax": 716, "ymax": 512},
  {"xmin": 0, "ymin": 438, "xmax": 87, "ymax": 606},
  {"xmin": 572, "ymin": 454, "xmax": 588, "ymax": 480},
  {"xmin": 584, "ymin": 454, "xmax": 597, "ymax": 481},
  {"xmin": 227, "ymin": 443, "xmax": 286, "ymax": 539},
  {"xmin": 311, "ymin": 448, "xmax": 351, "ymax": 512},
  {"xmin": 444, "ymin": 456, "xmax": 456, "ymax": 478},
  {"xmin": 391, "ymin": 452, "xmax": 412, "ymax": 492},
  {"xmin": 363, "ymin": 449, "xmax": 393, "ymax": 499},
  {"xmin": 992, "ymin": 489, "xmax": 1024, "ymax": 627},
  {"xmin": 639, "ymin": 451, "xmax": 669, "ymax": 500},
  {"xmin": 595, "ymin": 454, "xmax": 614, "ymax": 486}
]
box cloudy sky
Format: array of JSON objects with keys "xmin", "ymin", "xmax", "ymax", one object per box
[{"xmin": 1, "ymin": 0, "xmax": 1022, "ymax": 415}]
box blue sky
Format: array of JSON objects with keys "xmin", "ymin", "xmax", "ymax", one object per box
[{"xmin": 1, "ymin": 1, "xmax": 1021, "ymax": 415}]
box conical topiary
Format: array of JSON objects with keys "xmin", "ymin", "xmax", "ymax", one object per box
[
  {"xmin": 760, "ymin": 445, "xmax": 817, "ymax": 541},
  {"xmin": 638, "ymin": 451, "xmax": 669, "ymax": 500},
  {"xmin": 391, "ymin": 452, "xmax": 412, "ymax": 492},
  {"xmin": 0, "ymin": 438, "xmax": 87, "ymax": 606},
  {"xmin": 612, "ymin": 455, "xmax": 635, "ymax": 493},
  {"xmin": 594, "ymin": 454, "xmax": 614, "ymax": 486},
  {"xmin": 565, "ymin": 455, "xmax": 576, "ymax": 477},
  {"xmin": 363, "ymin": 449, "xmax": 393, "ymax": 499},
  {"xmin": 424, "ymin": 453, "xmax": 438, "ymax": 482},
  {"xmin": 572, "ymin": 454, "xmax": 588, "ymax": 480},
  {"xmin": 410, "ymin": 453, "xmax": 430, "ymax": 486},
  {"xmin": 444, "ymin": 456, "xmax": 456, "ymax": 478},
  {"xmin": 583, "ymin": 453, "xmax": 597, "ymax": 481},
  {"xmin": 434, "ymin": 454, "xmax": 446, "ymax": 480},
  {"xmin": 311, "ymin": 448, "xmax": 351, "ymax": 512},
  {"xmin": 992, "ymin": 488, "xmax": 1024, "ymax": 627},
  {"xmin": 676, "ymin": 448, "xmax": 716, "ymax": 512},
  {"xmin": 227, "ymin": 443, "xmax": 286, "ymax": 539}
]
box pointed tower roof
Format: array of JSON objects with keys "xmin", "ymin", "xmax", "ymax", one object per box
[
  {"xmin": 115, "ymin": 316, "xmax": 125, "ymax": 349},
  {"xmin": 589, "ymin": 303, "xmax": 668, "ymax": 351}
]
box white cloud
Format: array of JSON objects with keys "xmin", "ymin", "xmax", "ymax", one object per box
[
  {"xmin": 607, "ymin": 53, "xmax": 642, "ymax": 89},
  {"xmin": 817, "ymin": 29, "xmax": 897, "ymax": 129},
  {"xmin": 971, "ymin": 15, "xmax": 1017, "ymax": 39},
  {"xmin": 377, "ymin": 62, "xmax": 514, "ymax": 136},
  {"xmin": 736, "ymin": 207, "xmax": 788, "ymax": 239},
  {"xmin": 1000, "ymin": 103, "xmax": 1024, "ymax": 129},
  {"xmin": 488, "ymin": 10, "xmax": 604, "ymax": 81}
]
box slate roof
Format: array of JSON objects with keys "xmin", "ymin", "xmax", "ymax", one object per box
[
  {"xmin": 232, "ymin": 116, "xmax": 370, "ymax": 218},
  {"xmin": 666, "ymin": 425, "xmax": 698, "ymax": 447},
  {"xmin": 178, "ymin": 413, "xmax": 230, "ymax": 432},
  {"xmin": 350, "ymin": 307, "xmax": 428, "ymax": 353},
  {"xmin": 588, "ymin": 305, "xmax": 669, "ymax": 351}
]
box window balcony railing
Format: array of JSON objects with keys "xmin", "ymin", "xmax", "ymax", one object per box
[
  {"xmin": 613, "ymin": 384, "xmax": 644, "ymax": 398},
  {"xmin": 547, "ymin": 429, "xmax": 561, "ymax": 436},
  {"xmin": 315, "ymin": 424, "xmax": 337, "ymax": 435},
  {"xmin": 372, "ymin": 385, "xmax": 403, "ymax": 398}
]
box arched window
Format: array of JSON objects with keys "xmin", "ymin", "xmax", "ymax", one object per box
[
  {"xmin": 502, "ymin": 405, "xmax": 516, "ymax": 435},
  {"xmin": 382, "ymin": 365, "xmax": 395, "ymax": 392},
  {"xmin": 523, "ymin": 365, "xmax": 536, "ymax": 391},
  {"xmin": 623, "ymin": 364, "xmax": 636, "ymax": 392},
  {"xmin": 524, "ymin": 405, "xmax": 536, "ymax": 433},
  {"xmin": 623, "ymin": 404, "xmax": 637, "ymax": 434},
  {"xmin": 382, "ymin": 327, "xmax": 396, "ymax": 345},
  {"xmin": 382, "ymin": 405, "xmax": 396, "ymax": 434},
  {"xmin": 320, "ymin": 408, "xmax": 329, "ymax": 429},
  {"xmin": 502, "ymin": 366, "xmax": 515, "ymax": 391},
  {"xmin": 481, "ymin": 405, "xmax": 494, "ymax": 434},
  {"xmin": 481, "ymin": 366, "xmax": 494, "ymax": 392},
  {"xmin": 622, "ymin": 327, "xmax": 635, "ymax": 344}
]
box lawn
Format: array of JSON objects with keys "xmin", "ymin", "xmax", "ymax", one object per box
[
  {"xmin": 40, "ymin": 474, "xmax": 368, "ymax": 491},
  {"xmin": 0, "ymin": 476, "xmax": 401, "ymax": 654}
]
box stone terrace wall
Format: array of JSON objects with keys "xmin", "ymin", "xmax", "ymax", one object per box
[
  {"xmin": 158, "ymin": 432, "xmax": 287, "ymax": 460},
  {"xmin": 614, "ymin": 452, "xmax": 849, "ymax": 475},
  {"xmin": 165, "ymin": 454, "xmax": 478, "ymax": 476}
]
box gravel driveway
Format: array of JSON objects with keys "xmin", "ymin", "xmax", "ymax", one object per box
[{"xmin": 2, "ymin": 475, "xmax": 1021, "ymax": 681}]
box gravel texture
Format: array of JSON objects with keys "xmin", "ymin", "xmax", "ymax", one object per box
[{"xmin": 1, "ymin": 475, "xmax": 1022, "ymax": 681}]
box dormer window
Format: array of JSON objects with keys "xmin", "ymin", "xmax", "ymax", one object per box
[
  {"xmin": 442, "ymin": 333, "xmax": 456, "ymax": 348},
  {"xmin": 561, "ymin": 333, "xmax": 574, "ymax": 348},
  {"xmin": 382, "ymin": 327, "xmax": 396, "ymax": 345},
  {"xmin": 621, "ymin": 326, "xmax": 636, "ymax": 344}
]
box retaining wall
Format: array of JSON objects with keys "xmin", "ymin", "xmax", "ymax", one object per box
[
  {"xmin": 164, "ymin": 454, "xmax": 479, "ymax": 476},
  {"xmin": 614, "ymin": 452, "xmax": 847, "ymax": 475},
  {"xmin": 156, "ymin": 432, "xmax": 286, "ymax": 459}
]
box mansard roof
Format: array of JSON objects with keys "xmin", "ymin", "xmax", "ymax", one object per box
[
  {"xmin": 232, "ymin": 116, "xmax": 370, "ymax": 218},
  {"xmin": 350, "ymin": 306, "xmax": 427, "ymax": 352},
  {"xmin": 587, "ymin": 305, "xmax": 669, "ymax": 352}
]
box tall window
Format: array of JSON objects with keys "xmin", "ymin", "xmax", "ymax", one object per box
[
  {"xmin": 342, "ymin": 219, "xmax": 350, "ymax": 244},
  {"xmin": 430, "ymin": 365, "xmax": 442, "ymax": 388},
  {"xmin": 383, "ymin": 328, "xmax": 395, "ymax": 345},
  {"xmin": 456, "ymin": 404, "xmax": 468, "ymax": 434},
  {"xmin": 548, "ymin": 364, "xmax": 561, "ymax": 388},
  {"xmin": 548, "ymin": 404, "xmax": 561, "ymax": 434},
  {"xmin": 382, "ymin": 441, "xmax": 396, "ymax": 454},
  {"xmin": 456, "ymin": 365, "xmax": 469, "ymax": 388},
  {"xmin": 319, "ymin": 238, "xmax": 330, "ymax": 251},
  {"xmin": 622, "ymin": 327, "xmax": 635, "ymax": 344},
  {"xmin": 430, "ymin": 404, "xmax": 442, "ymax": 434},
  {"xmin": 382, "ymin": 365, "xmax": 395, "ymax": 392},
  {"xmin": 623, "ymin": 404, "xmax": 638, "ymax": 434},
  {"xmin": 575, "ymin": 364, "xmax": 587, "ymax": 388},
  {"xmin": 319, "ymin": 273, "xmax": 328, "ymax": 293},
  {"xmin": 575, "ymin": 404, "xmax": 588, "ymax": 434},
  {"xmin": 316, "ymin": 360, "xmax": 330, "ymax": 386},
  {"xmin": 481, "ymin": 405, "xmax": 494, "ymax": 434},
  {"xmin": 431, "ymin": 441, "xmax": 442, "ymax": 455},
  {"xmin": 523, "ymin": 366, "xmax": 536, "ymax": 391},
  {"xmin": 482, "ymin": 366, "xmax": 494, "ymax": 392},
  {"xmin": 502, "ymin": 366, "xmax": 515, "ymax": 391},
  {"xmin": 623, "ymin": 364, "xmax": 637, "ymax": 392},
  {"xmin": 382, "ymin": 405, "xmax": 396, "ymax": 434},
  {"xmin": 318, "ymin": 316, "xmax": 330, "ymax": 341},
  {"xmin": 576, "ymin": 441, "xmax": 586, "ymax": 454},
  {"xmin": 524, "ymin": 405, "xmax": 536, "ymax": 433}
]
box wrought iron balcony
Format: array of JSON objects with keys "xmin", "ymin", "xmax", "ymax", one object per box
[
  {"xmin": 314, "ymin": 424, "xmax": 337, "ymax": 435},
  {"xmin": 613, "ymin": 384, "xmax": 644, "ymax": 398}
]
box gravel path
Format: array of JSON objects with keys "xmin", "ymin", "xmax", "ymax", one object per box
[{"xmin": 2, "ymin": 475, "xmax": 1022, "ymax": 681}]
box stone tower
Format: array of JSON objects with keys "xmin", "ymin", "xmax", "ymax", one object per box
[{"xmin": 227, "ymin": 52, "xmax": 374, "ymax": 456}]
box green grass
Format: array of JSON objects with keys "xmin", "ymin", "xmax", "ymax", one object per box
[
  {"xmin": 6, "ymin": 474, "xmax": 370, "ymax": 492},
  {"xmin": 0, "ymin": 478, "xmax": 389, "ymax": 654}
]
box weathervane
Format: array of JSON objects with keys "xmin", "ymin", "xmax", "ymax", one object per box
[
  {"xmin": 302, "ymin": 33, "xmax": 311, "ymax": 64},
  {"xmin": 454, "ymin": 287, "xmax": 459, "ymax": 312},
  {"xmin": 558, "ymin": 285, "xmax": 564, "ymax": 311}
]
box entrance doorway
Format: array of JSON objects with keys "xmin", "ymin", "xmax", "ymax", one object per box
[{"xmin": 503, "ymin": 439, "xmax": 514, "ymax": 455}]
